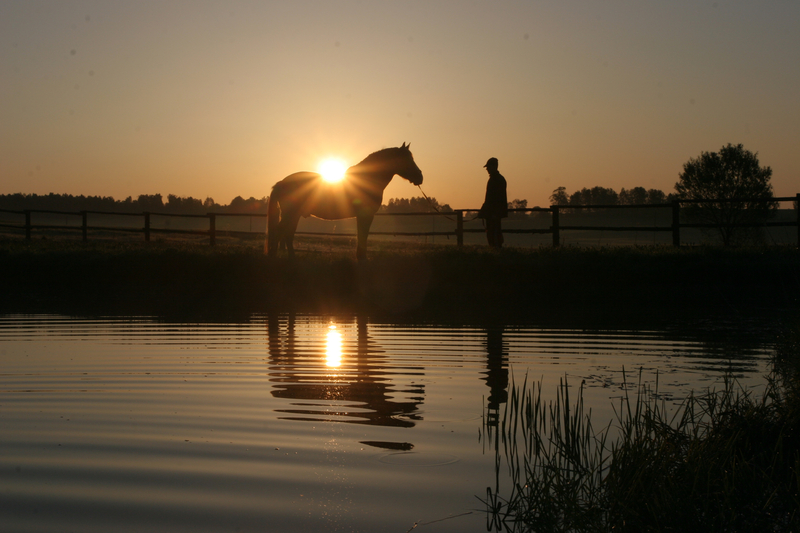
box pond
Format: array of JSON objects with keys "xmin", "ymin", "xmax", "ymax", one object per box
[{"xmin": 0, "ymin": 313, "xmax": 776, "ymax": 532}]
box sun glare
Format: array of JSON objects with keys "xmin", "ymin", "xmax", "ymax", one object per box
[
  {"xmin": 325, "ymin": 325, "xmax": 343, "ymax": 368},
  {"xmin": 318, "ymin": 158, "xmax": 347, "ymax": 183}
]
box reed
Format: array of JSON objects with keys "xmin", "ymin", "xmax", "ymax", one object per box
[{"xmin": 483, "ymin": 349, "xmax": 800, "ymax": 532}]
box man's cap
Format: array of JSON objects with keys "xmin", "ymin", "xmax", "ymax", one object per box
[{"xmin": 484, "ymin": 157, "xmax": 498, "ymax": 168}]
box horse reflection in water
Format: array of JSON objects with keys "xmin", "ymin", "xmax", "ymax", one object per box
[
  {"xmin": 266, "ymin": 314, "xmax": 424, "ymax": 449},
  {"xmin": 265, "ymin": 143, "xmax": 423, "ymax": 260}
]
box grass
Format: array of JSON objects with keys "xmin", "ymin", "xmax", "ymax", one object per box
[
  {"xmin": 0, "ymin": 237, "xmax": 798, "ymax": 321},
  {"xmin": 482, "ymin": 327, "xmax": 800, "ymax": 532}
]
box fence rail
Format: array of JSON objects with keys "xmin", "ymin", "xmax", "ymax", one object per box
[{"xmin": 1, "ymin": 194, "xmax": 798, "ymax": 248}]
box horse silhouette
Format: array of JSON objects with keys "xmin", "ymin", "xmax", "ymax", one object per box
[{"xmin": 265, "ymin": 143, "xmax": 423, "ymax": 259}]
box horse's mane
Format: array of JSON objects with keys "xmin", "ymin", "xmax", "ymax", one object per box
[{"xmin": 356, "ymin": 146, "xmax": 405, "ymax": 167}]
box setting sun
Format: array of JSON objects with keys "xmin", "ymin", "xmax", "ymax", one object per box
[{"xmin": 318, "ymin": 158, "xmax": 348, "ymax": 183}]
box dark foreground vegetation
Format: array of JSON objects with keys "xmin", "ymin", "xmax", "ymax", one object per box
[
  {"xmin": 0, "ymin": 238, "xmax": 798, "ymax": 321},
  {"xmin": 483, "ymin": 325, "xmax": 800, "ymax": 532}
]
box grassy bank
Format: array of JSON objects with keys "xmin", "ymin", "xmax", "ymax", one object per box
[
  {"xmin": 483, "ymin": 327, "xmax": 800, "ymax": 532},
  {"xmin": 1, "ymin": 239, "xmax": 798, "ymax": 321}
]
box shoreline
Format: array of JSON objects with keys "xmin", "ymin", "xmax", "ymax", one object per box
[{"xmin": 1, "ymin": 240, "xmax": 798, "ymax": 323}]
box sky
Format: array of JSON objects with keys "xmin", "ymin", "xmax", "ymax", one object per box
[{"xmin": 2, "ymin": 0, "xmax": 798, "ymax": 209}]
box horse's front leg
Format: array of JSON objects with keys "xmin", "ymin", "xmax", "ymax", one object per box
[{"xmin": 356, "ymin": 213, "xmax": 375, "ymax": 261}]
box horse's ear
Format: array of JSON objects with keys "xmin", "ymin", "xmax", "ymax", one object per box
[
  {"xmin": 402, "ymin": 142, "xmax": 410, "ymax": 150},
  {"xmin": 400, "ymin": 142, "xmax": 406, "ymax": 149}
]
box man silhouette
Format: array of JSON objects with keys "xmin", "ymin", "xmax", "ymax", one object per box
[{"xmin": 477, "ymin": 157, "xmax": 508, "ymax": 248}]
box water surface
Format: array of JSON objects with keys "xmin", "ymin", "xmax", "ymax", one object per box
[{"xmin": 0, "ymin": 314, "xmax": 774, "ymax": 532}]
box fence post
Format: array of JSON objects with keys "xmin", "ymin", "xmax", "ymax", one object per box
[
  {"xmin": 672, "ymin": 201, "xmax": 681, "ymax": 247},
  {"xmin": 81, "ymin": 211, "xmax": 88, "ymax": 241},
  {"xmin": 456, "ymin": 210, "xmax": 463, "ymax": 247},
  {"xmin": 551, "ymin": 206, "xmax": 560, "ymax": 247},
  {"xmin": 209, "ymin": 213, "xmax": 216, "ymax": 246},
  {"xmin": 24, "ymin": 210, "xmax": 32, "ymax": 240},
  {"xmin": 796, "ymin": 193, "xmax": 799, "ymax": 249},
  {"xmin": 144, "ymin": 212, "xmax": 151, "ymax": 242}
]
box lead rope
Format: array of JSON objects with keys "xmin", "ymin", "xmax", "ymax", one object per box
[{"xmin": 416, "ymin": 185, "xmax": 481, "ymax": 223}]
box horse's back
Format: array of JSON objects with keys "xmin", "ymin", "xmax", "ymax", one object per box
[
  {"xmin": 275, "ymin": 171, "xmax": 320, "ymax": 189},
  {"xmin": 273, "ymin": 172, "xmax": 361, "ymax": 220}
]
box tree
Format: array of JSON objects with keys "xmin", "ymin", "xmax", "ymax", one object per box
[
  {"xmin": 568, "ymin": 189, "xmax": 586, "ymax": 207},
  {"xmin": 505, "ymin": 198, "xmax": 528, "ymax": 218},
  {"xmin": 136, "ymin": 194, "xmax": 163, "ymax": 211},
  {"xmin": 382, "ymin": 196, "xmax": 451, "ymax": 213},
  {"xmin": 228, "ymin": 196, "xmax": 268, "ymax": 213},
  {"xmin": 620, "ymin": 187, "xmax": 668, "ymax": 205},
  {"xmin": 646, "ymin": 189, "xmax": 667, "ymax": 205},
  {"xmin": 619, "ymin": 187, "xmax": 648, "ymax": 205},
  {"xmin": 589, "ymin": 186, "xmax": 618, "ymax": 206},
  {"xmin": 674, "ymin": 143, "xmax": 777, "ymax": 246},
  {"xmin": 568, "ymin": 186, "xmax": 618, "ymax": 211},
  {"xmin": 550, "ymin": 187, "xmax": 569, "ymax": 206}
]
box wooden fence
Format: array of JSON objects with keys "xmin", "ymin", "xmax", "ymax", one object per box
[{"xmin": 1, "ymin": 194, "xmax": 798, "ymax": 248}]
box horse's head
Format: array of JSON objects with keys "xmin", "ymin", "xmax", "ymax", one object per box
[{"xmin": 395, "ymin": 142, "xmax": 423, "ymax": 186}]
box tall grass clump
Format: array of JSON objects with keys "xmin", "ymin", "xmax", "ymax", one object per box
[
  {"xmin": 482, "ymin": 375, "xmax": 611, "ymax": 532},
  {"xmin": 483, "ymin": 349, "xmax": 800, "ymax": 532}
]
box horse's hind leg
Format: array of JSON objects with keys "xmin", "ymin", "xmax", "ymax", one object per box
[
  {"xmin": 275, "ymin": 220, "xmax": 289, "ymax": 252},
  {"xmin": 356, "ymin": 213, "xmax": 375, "ymax": 261},
  {"xmin": 283, "ymin": 215, "xmax": 301, "ymax": 258},
  {"xmin": 270, "ymin": 225, "xmax": 285, "ymax": 255}
]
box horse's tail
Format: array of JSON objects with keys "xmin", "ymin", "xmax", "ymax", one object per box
[{"xmin": 266, "ymin": 184, "xmax": 281, "ymax": 256}]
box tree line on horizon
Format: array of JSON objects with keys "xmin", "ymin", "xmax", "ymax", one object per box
[
  {"xmin": 549, "ymin": 185, "xmax": 672, "ymax": 210},
  {"xmin": 0, "ymin": 187, "xmax": 668, "ymax": 217},
  {"xmin": 0, "ymin": 192, "xmax": 459, "ymax": 215},
  {"xmin": 0, "ymin": 193, "xmax": 268, "ymax": 215}
]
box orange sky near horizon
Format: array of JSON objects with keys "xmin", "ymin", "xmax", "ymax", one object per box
[{"xmin": 2, "ymin": 1, "xmax": 798, "ymax": 209}]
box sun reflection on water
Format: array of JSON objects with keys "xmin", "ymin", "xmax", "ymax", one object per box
[{"xmin": 325, "ymin": 325, "xmax": 343, "ymax": 368}]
